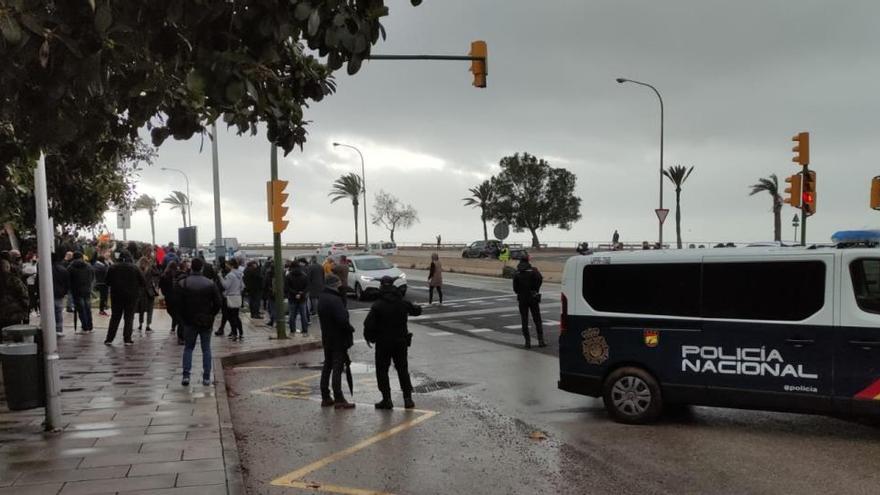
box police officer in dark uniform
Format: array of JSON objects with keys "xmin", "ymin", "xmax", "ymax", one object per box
[
  {"xmin": 364, "ymin": 276, "xmax": 422, "ymax": 410},
  {"xmin": 513, "ymin": 256, "xmax": 545, "ymax": 349}
]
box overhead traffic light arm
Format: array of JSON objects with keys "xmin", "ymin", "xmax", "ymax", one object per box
[{"xmin": 366, "ymin": 40, "xmax": 488, "ymax": 88}]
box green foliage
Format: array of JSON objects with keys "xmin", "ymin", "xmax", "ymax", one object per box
[
  {"xmin": 329, "ymin": 172, "xmax": 362, "ymax": 246},
  {"xmin": 663, "ymin": 164, "xmax": 695, "ymax": 249},
  {"xmin": 162, "ymin": 190, "xmax": 190, "ymax": 227},
  {"xmin": 749, "ymin": 173, "xmax": 782, "ymax": 242},
  {"xmin": 371, "ymin": 190, "xmax": 418, "ymax": 243},
  {"xmin": 487, "ymin": 153, "xmax": 581, "ymax": 248},
  {"xmin": 462, "ymin": 179, "xmax": 493, "ymax": 242}
]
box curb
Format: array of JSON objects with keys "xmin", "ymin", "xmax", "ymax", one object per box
[{"xmin": 213, "ymin": 340, "xmax": 324, "ymax": 495}]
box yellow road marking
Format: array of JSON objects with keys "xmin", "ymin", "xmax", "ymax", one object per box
[{"xmin": 264, "ymin": 374, "xmax": 439, "ymax": 494}]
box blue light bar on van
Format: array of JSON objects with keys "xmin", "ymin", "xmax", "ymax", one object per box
[{"xmin": 831, "ymin": 230, "xmax": 880, "ymax": 245}]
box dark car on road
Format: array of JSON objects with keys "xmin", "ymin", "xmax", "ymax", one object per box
[{"xmin": 461, "ymin": 240, "xmax": 502, "ymax": 258}]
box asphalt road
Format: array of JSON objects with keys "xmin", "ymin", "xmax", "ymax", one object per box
[{"xmin": 226, "ymin": 272, "xmax": 880, "ymax": 495}]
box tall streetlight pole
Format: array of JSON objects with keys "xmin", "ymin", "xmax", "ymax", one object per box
[
  {"xmin": 161, "ymin": 167, "xmax": 192, "ymax": 227},
  {"xmin": 333, "ymin": 142, "xmax": 368, "ymax": 251},
  {"xmin": 616, "ymin": 77, "xmax": 665, "ymax": 247},
  {"xmin": 210, "ymin": 123, "xmax": 223, "ymax": 262}
]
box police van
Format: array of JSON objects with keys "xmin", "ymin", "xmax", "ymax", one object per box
[{"xmin": 558, "ymin": 235, "xmax": 880, "ymax": 424}]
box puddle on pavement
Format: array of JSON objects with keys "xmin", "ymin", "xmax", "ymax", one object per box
[{"xmin": 294, "ymin": 362, "xmax": 374, "ymax": 373}]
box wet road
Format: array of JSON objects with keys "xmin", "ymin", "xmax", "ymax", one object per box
[{"xmin": 226, "ymin": 273, "xmax": 880, "ymax": 495}]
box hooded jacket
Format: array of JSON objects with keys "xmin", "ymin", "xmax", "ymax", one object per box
[
  {"xmin": 285, "ymin": 266, "xmax": 309, "ymax": 301},
  {"xmin": 513, "ymin": 260, "xmax": 543, "ymax": 304},
  {"xmin": 317, "ymin": 287, "xmax": 354, "ymax": 351},
  {"xmin": 178, "ymin": 272, "xmax": 223, "ymax": 327},
  {"xmin": 363, "ymin": 285, "xmax": 422, "ymax": 346},
  {"xmin": 52, "ymin": 261, "xmax": 70, "ymax": 299},
  {"xmin": 221, "ymin": 268, "xmax": 244, "ymax": 296},
  {"xmin": 106, "ymin": 261, "xmax": 146, "ymax": 302},
  {"xmin": 67, "ymin": 259, "xmax": 95, "ymax": 297}
]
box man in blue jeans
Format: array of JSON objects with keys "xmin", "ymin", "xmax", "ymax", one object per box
[
  {"xmin": 177, "ymin": 258, "xmax": 222, "ymax": 386},
  {"xmin": 285, "ymin": 260, "xmax": 310, "ymax": 334}
]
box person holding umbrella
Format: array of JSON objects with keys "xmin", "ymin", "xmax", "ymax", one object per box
[{"xmin": 317, "ymin": 274, "xmax": 355, "ymax": 409}]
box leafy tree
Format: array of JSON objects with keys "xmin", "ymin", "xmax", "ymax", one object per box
[
  {"xmin": 162, "ymin": 191, "xmax": 190, "ymax": 228},
  {"xmin": 662, "ymin": 164, "xmax": 695, "ymax": 249},
  {"xmin": 749, "ymin": 174, "xmax": 782, "ymax": 242},
  {"xmin": 329, "ymin": 173, "xmax": 363, "ymax": 247},
  {"xmin": 371, "ymin": 190, "xmax": 418, "ymax": 243},
  {"xmin": 487, "ymin": 153, "xmax": 581, "ymax": 249},
  {"xmin": 133, "ymin": 194, "xmax": 158, "ymax": 245},
  {"xmin": 462, "ymin": 180, "xmax": 494, "ymax": 242}
]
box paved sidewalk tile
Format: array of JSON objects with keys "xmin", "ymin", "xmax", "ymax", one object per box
[{"xmin": 0, "ymin": 309, "xmax": 320, "ymax": 495}]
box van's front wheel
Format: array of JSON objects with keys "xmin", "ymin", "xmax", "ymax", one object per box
[{"xmin": 602, "ymin": 367, "xmax": 663, "ymax": 424}]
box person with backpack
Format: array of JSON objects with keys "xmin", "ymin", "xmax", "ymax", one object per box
[
  {"xmin": 512, "ymin": 255, "xmax": 545, "ymax": 349},
  {"xmin": 177, "ymin": 258, "xmax": 222, "ymax": 386},
  {"xmin": 363, "ymin": 276, "xmax": 422, "ymax": 410}
]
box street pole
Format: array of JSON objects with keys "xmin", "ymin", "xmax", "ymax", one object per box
[
  {"xmin": 800, "ymin": 167, "xmax": 808, "ymax": 246},
  {"xmin": 270, "ymin": 144, "xmax": 287, "ymax": 339},
  {"xmin": 792, "ymin": 214, "xmax": 800, "ymax": 244},
  {"xmin": 211, "ymin": 123, "xmax": 223, "ymax": 263},
  {"xmin": 34, "ymin": 154, "xmax": 62, "ymax": 431},
  {"xmin": 616, "ymin": 78, "xmax": 664, "ymax": 247},
  {"xmin": 333, "ymin": 143, "xmax": 368, "ymax": 251}
]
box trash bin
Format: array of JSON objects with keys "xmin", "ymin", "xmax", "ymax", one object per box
[
  {"xmin": 1, "ymin": 324, "xmax": 40, "ymax": 343},
  {"xmin": 0, "ymin": 343, "xmax": 45, "ymax": 410}
]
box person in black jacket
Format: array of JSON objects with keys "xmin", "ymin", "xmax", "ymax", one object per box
[
  {"xmin": 104, "ymin": 252, "xmax": 146, "ymax": 345},
  {"xmin": 93, "ymin": 255, "xmax": 110, "ymax": 315},
  {"xmin": 364, "ymin": 276, "xmax": 422, "ymax": 410},
  {"xmin": 67, "ymin": 252, "xmax": 95, "ymax": 332},
  {"xmin": 285, "ymin": 261, "xmax": 310, "ymax": 334},
  {"xmin": 177, "ymin": 258, "xmax": 222, "ymax": 386},
  {"xmin": 52, "ymin": 254, "xmax": 70, "ymax": 336},
  {"xmin": 317, "ymin": 274, "xmax": 355, "ymax": 409},
  {"xmin": 512, "ymin": 257, "xmax": 545, "ymax": 349},
  {"xmin": 307, "ymin": 256, "xmax": 324, "ymax": 317},
  {"xmin": 243, "ymin": 261, "xmax": 263, "ymax": 319}
]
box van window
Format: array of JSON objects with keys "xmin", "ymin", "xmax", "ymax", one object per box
[
  {"xmin": 702, "ymin": 261, "xmax": 825, "ymax": 321},
  {"xmin": 583, "ymin": 263, "xmax": 701, "ymax": 316},
  {"xmin": 849, "ymin": 259, "xmax": 880, "ymax": 314}
]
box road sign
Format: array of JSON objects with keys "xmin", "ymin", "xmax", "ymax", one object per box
[
  {"xmin": 493, "ymin": 222, "xmax": 509, "ymax": 241},
  {"xmin": 655, "ymin": 208, "xmax": 669, "ymax": 224},
  {"xmin": 116, "ymin": 210, "xmax": 131, "ymax": 229}
]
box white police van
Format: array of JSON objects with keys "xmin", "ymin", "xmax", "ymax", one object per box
[{"xmin": 558, "ymin": 232, "xmax": 880, "ymax": 424}]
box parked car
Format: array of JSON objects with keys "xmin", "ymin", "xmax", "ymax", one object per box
[
  {"xmin": 461, "ymin": 240, "xmax": 502, "ymax": 259},
  {"xmin": 368, "ymin": 241, "xmax": 398, "ymax": 256},
  {"xmin": 346, "ymin": 254, "xmax": 407, "ymax": 300},
  {"xmin": 316, "ymin": 242, "xmax": 349, "ymax": 257}
]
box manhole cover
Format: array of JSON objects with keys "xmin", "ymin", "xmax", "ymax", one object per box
[{"xmin": 411, "ymin": 380, "xmax": 467, "ymax": 394}]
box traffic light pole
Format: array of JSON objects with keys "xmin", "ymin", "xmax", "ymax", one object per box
[
  {"xmin": 270, "ymin": 145, "xmax": 287, "ymax": 340},
  {"xmin": 800, "ymin": 166, "xmax": 808, "ymax": 246}
]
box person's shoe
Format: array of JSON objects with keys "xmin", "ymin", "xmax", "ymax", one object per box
[
  {"xmin": 214, "ymin": 330, "xmax": 223, "ymax": 336},
  {"xmin": 228, "ymin": 334, "xmax": 236, "ymax": 340},
  {"xmin": 202, "ymin": 378, "xmax": 211, "ymax": 386},
  {"xmin": 320, "ymin": 398, "xmax": 335, "ymax": 407},
  {"xmin": 181, "ymin": 377, "xmax": 190, "ymax": 386},
  {"xmin": 537, "ymin": 340, "xmax": 547, "ymax": 348},
  {"xmin": 404, "ymin": 397, "xmax": 415, "ymax": 409},
  {"xmin": 334, "ymin": 400, "xmax": 355, "ymax": 409},
  {"xmin": 124, "ymin": 340, "xmax": 134, "ymax": 346},
  {"xmin": 145, "ymin": 326, "xmax": 153, "ymax": 333},
  {"xmin": 374, "ymin": 399, "xmax": 394, "ymax": 410},
  {"xmin": 524, "ymin": 341, "xmax": 532, "ymax": 349},
  {"xmin": 56, "ymin": 332, "xmax": 64, "ymax": 337},
  {"xmin": 103, "ymin": 341, "xmax": 112, "ymax": 346},
  {"xmin": 65, "ymin": 308, "xmax": 74, "ymax": 313}
]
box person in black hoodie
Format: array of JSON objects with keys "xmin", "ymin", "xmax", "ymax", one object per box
[
  {"xmin": 285, "ymin": 260, "xmax": 310, "ymax": 334},
  {"xmin": 67, "ymin": 252, "xmax": 95, "ymax": 332},
  {"xmin": 363, "ymin": 276, "xmax": 422, "ymax": 409},
  {"xmin": 52, "ymin": 253, "xmax": 70, "ymax": 336},
  {"xmin": 317, "ymin": 274, "xmax": 355, "ymax": 409},
  {"xmin": 104, "ymin": 252, "xmax": 145, "ymax": 345},
  {"xmin": 512, "ymin": 256, "xmax": 545, "ymax": 349}
]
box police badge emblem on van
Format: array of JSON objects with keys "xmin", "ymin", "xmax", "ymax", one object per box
[{"xmin": 582, "ymin": 328, "xmax": 609, "ymax": 364}]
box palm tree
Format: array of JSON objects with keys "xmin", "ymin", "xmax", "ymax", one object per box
[
  {"xmin": 662, "ymin": 164, "xmax": 694, "ymax": 249},
  {"xmin": 749, "ymin": 174, "xmax": 782, "ymax": 242},
  {"xmin": 462, "ymin": 180, "xmax": 494, "ymax": 242},
  {"xmin": 133, "ymin": 194, "xmax": 158, "ymax": 245},
  {"xmin": 329, "ymin": 173, "xmax": 363, "ymax": 247},
  {"xmin": 162, "ymin": 191, "xmax": 189, "ymax": 228}
]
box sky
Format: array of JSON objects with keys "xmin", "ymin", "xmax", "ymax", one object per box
[{"xmin": 106, "ymin": 0, "xmax": 880, "ymax": 248}]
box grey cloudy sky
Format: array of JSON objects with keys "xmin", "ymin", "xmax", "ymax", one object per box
[{"xmin": 109, "ymin": 0, "xmax": 880, "ymax": 247}]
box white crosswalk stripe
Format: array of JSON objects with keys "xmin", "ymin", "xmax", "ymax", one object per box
[
  {"xmin": 427, "ymin": 331, "xmax": 454, "ymax": 336},
  {"xmin": 465, "ymin": 328, "xmax": 493, "ymax": 333}
]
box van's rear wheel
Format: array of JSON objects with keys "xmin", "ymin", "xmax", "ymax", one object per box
[{"xmin": 602, "ymin": 367, "xmax": 663, "ymax": 424}]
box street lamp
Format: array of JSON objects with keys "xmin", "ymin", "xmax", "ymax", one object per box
[
  {"xmin": 792, "ymin": 214, "xmax": 800, "ymax": 244},
  {"xmin": 332, "ymin": 142, "xmax": 369, "ymax": 251},
  {"xmin": 161, "ymin": 167, "xmax": 192, "ymax": 227},
  {"xmin": 616, "ymin": 77, "xmax": 665, "ymax": 247}
]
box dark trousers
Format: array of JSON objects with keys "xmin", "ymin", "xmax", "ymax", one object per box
[
  {"xmin": 319, "ymin": 348, "xmax": 347, "ymax": 401},
  {"xmin": 248, "ymin": 294, "xmax": 262, "ymax": 318},
  {"xmin": 518, "ymin": 301, "xmax": 544, "ymax": 344},
  {"xmin": 72, "ymin": 294, "xmax": 93, "ymax": 331},
  {"xmin": 428, "ymin": 286, "xmax": 443, "ymax": 304},
  {"xmin": 182, "ymin": 325, "xmax": 212, "ymax": 380},
  {"xmin": 97, "ymin": 285, "xmax": 109, "ymax": 312},
  {"xmin": 227, "ymin": 307, "xmax": 243, "ymax": 337},
  {"xmin": 375, "ymin": 343, "xmax": 413, "ymax": 399},
  {"xmin": 106, "ymin": 297, "xmax": 136, "ymax": 343},
  {"xmin": 217, "ymin": 303, "xmax": 229, "ymax": 333}
]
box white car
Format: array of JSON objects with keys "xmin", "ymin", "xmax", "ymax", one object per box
[
  {"xmin": 368, "ymin": 241, "xmax": 398, "ymax": 256},
  {"xmin": 346, "ymin": 254, "xmax": 407, "ymax": 300},
  {"xmin": 316, "ymin": 242, "xmax": 349, "ymax": 257}
]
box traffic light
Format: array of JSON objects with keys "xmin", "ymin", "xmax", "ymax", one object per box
[
  {"xmin": 469, "ymin": 40, "xmax": 487, "ymax": 88},
  {"xmin": 267, "ymin": 179, "xmax": 289, "ymax": 233},
  {"xmin": 802, "ymin": 171, "xmax": 816, "ymax": 216},
  {"xmin": 792, "ymin": 131, "xmax": 809, "ymax": 166},
  {"xmin": 871, "ymin": 176, "xmax": 880, "ymax": 210},
  {"xmin": 783, "ymin": 173, "xmax": 802, "ymax": 208}
]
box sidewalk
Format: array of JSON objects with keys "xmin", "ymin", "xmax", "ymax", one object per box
[{"xmin": 0, "ymin": 308, "xmax": 320, "ymax": 494}]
